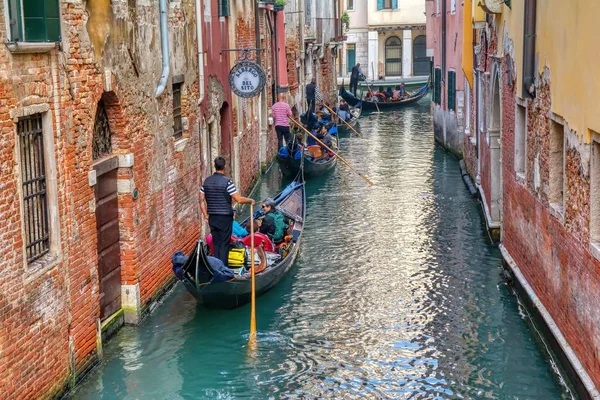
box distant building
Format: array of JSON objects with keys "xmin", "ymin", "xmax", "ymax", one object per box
[{"xmin": 341, "ymin": 0, "xmax": 427, "ymax": 81}]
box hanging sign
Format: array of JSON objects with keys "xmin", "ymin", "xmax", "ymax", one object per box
[{"xmin": 228, "ymin": 61, "xmax": 266, "ymax": 98}]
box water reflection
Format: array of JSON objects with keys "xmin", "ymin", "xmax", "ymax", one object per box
[{"xmin": 70, "ymin": 103, "xmax": 570, "ymax": 400}]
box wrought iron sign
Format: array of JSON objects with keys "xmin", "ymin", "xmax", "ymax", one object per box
[{"xmin": 228, "ymin": 60, "xmax": 266, "ymax": 99}]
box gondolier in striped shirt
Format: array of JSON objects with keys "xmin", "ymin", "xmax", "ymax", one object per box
[
  {"xmin": 200, "ymin": 157, "xmax": 255, "ymax": 266},
  {"xmin": 271, "ymin": 93, "xmax": 294, "ymax": 150}
]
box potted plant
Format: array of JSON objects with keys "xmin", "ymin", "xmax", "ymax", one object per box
[
  {"xmin": 341, "ymin": 11, "xmax": 350, "ymax": 30},
  {"xmin": 274, "ymin": 0, "xmax": 286, "ymax": 11}
]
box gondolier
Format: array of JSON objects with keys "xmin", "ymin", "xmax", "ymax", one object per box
[
  {"xmin": 349, "ymin": 63, "xmax": 363, "ymax": 95},
  {"xmin": 271, "ymin": 93, "xmax": 294, "ymax": 150},
  {"xmin": 200, "ymin": 157, "xmax": 255, "ymax": 266},
  {"xmin": 305, "ymin": 78, "xmax": 322, "ymax": 116}
]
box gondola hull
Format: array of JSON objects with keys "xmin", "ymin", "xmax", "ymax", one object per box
[
  {"xmin": 360, "ymin": 84, "xmax": 429, "ymax": 111},
  {"xmin": 277, "ymin": 154, "xmax": 337, "ymax": 178},
  {"xmin": 173, "ymin": 173, "xmax": 306, "ymax": 309}
]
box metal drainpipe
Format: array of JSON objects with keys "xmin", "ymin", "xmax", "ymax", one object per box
[
  {"xmin": 274, "ymin": 10, "xmax": 280, "ymax": 94},
  {"xmin": 255, "ymin": 1, "xmax": 261, "ymax": 66},
  {"xmin": 195, "ymin": 0, "xmax": 205, "ymax": 102},
  {"xmin": 523, "ymin": 0, "xmax": 536, "ymax": 98},
  {"xmin": 155, "ymin": 0, "xmax": 170, "ymax": 97}
]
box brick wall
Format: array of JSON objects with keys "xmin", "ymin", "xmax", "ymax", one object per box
[
  {"xmin": 0, "ymin": 1, "xmax": 202, "ymax": 398},
  {"xmin": 503, "ymin": 66, "xmax": 600, "ymax": 388}
]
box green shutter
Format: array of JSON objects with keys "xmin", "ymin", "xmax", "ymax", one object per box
[
  {"xmin": 377, "ymin": 0, "xmax": 384, "ymax": 10},
  {"xmin": 434, "ymin": 68, "xmax": 442, "ymax": 105},
  {"xmin": 8, "ymin": 0, "xmax": 23, "ymax": 41},
  {"xmin": 21, "ymin": 0, "xmax": 60, "ymax": 42},
  {"xmin": 347, "ymin": 47, "xmax": 356, "ymax": 73},
  {"xmin": 219, "ymin": 0, "xmax": 230, "ymax": 17},
  {"xmin": 392, "ymin": 0, "xmax": 398, "ymax": 9},
  {"xmin": 448, "ymin": 71, "xmax": 456, "ymax": 111}
]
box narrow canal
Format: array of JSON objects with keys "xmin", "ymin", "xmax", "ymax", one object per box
[{"xmin": 70, "ymin": 102, "xmax": 571, "ymax": 399}]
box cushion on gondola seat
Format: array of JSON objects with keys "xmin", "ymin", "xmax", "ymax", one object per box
[{"xmin": 241, "ymin": 233, "xmax": 274, "ymax": 252}]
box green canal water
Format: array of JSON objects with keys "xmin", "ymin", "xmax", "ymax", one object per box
[{"xmin": 69, "ymin": 103, "xmax": 572, "ymax": 399}]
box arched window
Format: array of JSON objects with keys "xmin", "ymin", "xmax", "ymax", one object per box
[
  {"xmin": 93, "ymin": 100, "xmax": 112, "ymax": 160},
  {"xmin": 413, "ymin": 35, "xmax": 429, "ymax": 76},
  {"xmin": 385, "ymin": 36, "xmax": 402, "ymax": 77}
]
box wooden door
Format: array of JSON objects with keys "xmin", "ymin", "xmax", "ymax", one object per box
[{"xmin": 95, "ymin": 168, "xmax": 121, "ymax": 320}]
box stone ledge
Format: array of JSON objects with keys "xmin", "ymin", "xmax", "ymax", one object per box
[
  {"xmin": 590, "ymin": 243, "xmax": 600, "ymax": 263},
  {"xmin": 549, "ymin": 202, "xmax": 565, "ymax": 223},
  {"xmin": 174, "ymin": 137, "xmax": 189, "ymax": 153},
  {"xmin": 5, "ymin": 41, "xmax": 56, "ymax": 54}
]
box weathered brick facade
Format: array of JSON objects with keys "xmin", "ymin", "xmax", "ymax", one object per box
[
  {"xmin": 461, "ymin": 12, "xmax": 600, "ymax": 396},
  {"xmin": 0, "ymin": 1, "xmax": 201, "ymax": 398}
]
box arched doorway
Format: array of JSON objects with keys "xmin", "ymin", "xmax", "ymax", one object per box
[
  {"xmin": 489, "ymin": 66, "xmax": 502, "ymax": 224},
  {"xmin": 92, "ymin": 96, "xmax": 121, "ymax": 321},
  {"xmin": 385, "ymin": 36, "xmax": 402, "ymax": 77},
  {"xmin": 413, "ymin": 35, "xmax": 429, "ymax": 76}
]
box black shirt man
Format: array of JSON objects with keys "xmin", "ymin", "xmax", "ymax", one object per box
[{"xmin": 200, "ymin": 157, "xmax": 254, "ymax": 266}]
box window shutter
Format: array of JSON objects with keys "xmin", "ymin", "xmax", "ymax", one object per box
[
  {"xmin": 392, "ymin": 0, "xmax": 398, "ymax": 9},
  {"xmin": 448, "ymin": 71, "xmax": 456, "ymax": 111},
  {"xmin": 219, "ymin": 0, "xmax": 230, "ymax": 17},
  {"xmin": 22, "ymin": 0, "xmax": 61, "ymax": 42},
  {"xmin": 347, "ymin": 46, "xmax": 356, "ymax": 73},
  {"xmin": 434, "ymin": 68, "xmax": 442, "ymax": 105},
  {"xmin": 377, "ymin": 0, "xmax": 384, "ymax": 10}
]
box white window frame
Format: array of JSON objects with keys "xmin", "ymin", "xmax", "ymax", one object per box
[
  {"xmin": 548, "ymin": 113, "xmax": 566, "ymax": 221},
  {"xmin": 514, "ymin": 99, "xmax": 527, "ymax": 180},
  {"xmin": 589, "ymin": 130, "xmax": 600, "ymax": 261},
  {"xmin": 451, "ymin": 0, "xmax": 456, "ymax": 14},
  {"xmin": 464, "ymin": 77, "xmax": 471, "ymax": 136}
]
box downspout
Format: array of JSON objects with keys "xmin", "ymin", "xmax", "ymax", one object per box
[
  {"xmin": 274, "ymin": 10, "xmax": 280, "ymax": 94},
  {"xmin": 522, "ymin": 0, "xmax": 536, "ymax": 98},
  {"xmin": 155, "ymin": 0, "xmax": 170, "ymax": 97},
  {"xmin": 195, "ymin": 0, "xmax": 205, "ymax": 101},
  {"xmin": 255, "ymin": 1, "xmax": 261, "ymax": 66}
]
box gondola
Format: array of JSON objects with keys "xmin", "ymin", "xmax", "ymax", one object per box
[
  {"xmin": 358, "ymin": 81, "xmax": 430, "ymax": 111},
  {"xmin": 276, "ymin": 129, "xmax": 338, "ymax": 179},
  {"xmin": 337, "ymin": 106, "xmax": 361, "ymax": 133},
  {"xmin": 172, "ymin": 172, "xmax": 305, "ymax": 309}
]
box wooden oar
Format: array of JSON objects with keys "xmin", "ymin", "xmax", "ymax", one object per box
[
  {"xmin": 248, "ymin": 203, "xmax": 257, "ymax": 349},
  {"xmin": 322, "ymin": 103, "xmax": 363, "ymax": 138},
  {"xmin": 290, "ymin": 117, "xmax": 373, "ymax": 186}
]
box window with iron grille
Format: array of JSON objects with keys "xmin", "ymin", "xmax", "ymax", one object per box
[
  {"xmin": 218, "ymin": 0, "xmax": 230, "ymax": 17},
  {"xmin": 448, "ymin": 70, "xmax": 456, "ymax": 111},
  {"xmin": 7, "ymin": 0, "xmax": 61, "ymax": 42},
  {"xmin": 18, "ymin": 114, "xmax": 50, "ymax": 264},
  {"xmin": 173, "ymin": 82, "xmax": 183, "ymax": 139},
  {"xmin": 347, "ymin": 0, "xmax": 354, "ymax": 10}
]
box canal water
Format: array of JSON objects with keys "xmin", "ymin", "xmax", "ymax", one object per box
[{"xmin": 70, "ymin": 102, "xmax": 571, "ymax": 399}]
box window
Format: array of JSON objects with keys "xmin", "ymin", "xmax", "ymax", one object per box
[
  {"xmin": 515, "ymin": 104, "xmax": 527, "ymax": 175},
  {"xmin": 436, "ymin": 0, "xmax": 441, "ymax": 14},
  {"xmin": 377, "ymin": 0, "xmax": 398, "ymax": 10},
  {"xmin": 385, "ymin": 36, "xmax": 402, "ymax": 76},
  {"xmin": 590, "ymin": 132, "xmax": 600, "ymax": 246},
  {"xmin": 447, "ymin": 70, "xmax": 456, "ymax": 111},
  {"xmin": 433, "ymin": 68, "xmax": 442, "ymax": 105},
  {"xmin": 7, "ymin": 0, "xmax": 61, "ymax": 42},
  {"xmin": 465, "ymin": 78, "xmax": 471, "ymax": 134},
  {"xmin": 477, "ymin": 73, "xmax": 483, "ymax": 133},
  {"xmin": 173, "ymin": 82, "xmax": 183, "ymax": 139},
  {"xmin": 347, "ymin": 0, "xmax": 354, "ymax": 10},
  {"xmin": 218, "ymin": 0, "xmax": 229, "ymax": 17},
  {"xmin": 549, "ymin": 119, "xmax": 565, "ymax": 210},
  {"xmin": 346, "ymin": 44, "xmax": 356, "ymax": 73},
  {"xmin": 451, "ymin": 0, "xmax": 456, "ymax": 13},
  {"xmin": 18, "ymin": 114, "xmax": 50, "ymax": 263}
]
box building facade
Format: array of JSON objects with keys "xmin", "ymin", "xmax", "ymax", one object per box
[
  {"xmin": 426, "ymin": 0, "xmax": 467, "ymax": 157},
  {"xmin": 433, "ymin": 0, "xmax": 600, "ymax": 397},
  {"xmin": 341, "ymin": 0, "xmax": 427, "ymax": 81},
  {"xmin": 0, "ymin": 0, "xmax": 315, "ymax": 398}
]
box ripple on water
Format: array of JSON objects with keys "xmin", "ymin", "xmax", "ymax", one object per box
[{"xmin": 69, "ymin": 105, "xmax": 572, "ymax": 400}]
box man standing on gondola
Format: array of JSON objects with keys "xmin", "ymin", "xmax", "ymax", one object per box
[
  {"xmin": 200, "ymin": 157, "xmax": 255, "ymax": 266},
  {"xmin": 305, "ymin": 78, "xmax": 322, "ymax": 116},
  {"xmin": 349, "ymin": 63, "xmax": 362, "ymax": 95}
]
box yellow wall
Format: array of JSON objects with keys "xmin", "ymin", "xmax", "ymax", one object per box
[
  {"xmin": 535, "ymin": 0, "xmax": 600, "ymax": 141},
  {"xmin": 500, "ymin": 0, "xmax": 600, "ymax": 141}
]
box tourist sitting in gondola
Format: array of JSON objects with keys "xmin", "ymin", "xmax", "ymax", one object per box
[
  {"xmin": 259, "ymin": 198, "xmax": 288, "ymax": 244},
  {"xmin": 232, "ymin": 208, "xmax": 249, "ymax": 238},
  {"xmin": 386, "ymin": 87, "xmax": 394, "ymax": 100},
  {"xmin": 376, "ymin": 87, "xmax": 387, "ymax": 102}
]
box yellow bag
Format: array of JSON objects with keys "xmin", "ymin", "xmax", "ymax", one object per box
[{"xmin": 228, "ymin": 247, "xmax": 246, "ymax": 267}]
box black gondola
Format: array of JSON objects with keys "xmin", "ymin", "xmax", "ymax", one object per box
[
  {"xmin": 346, "ymin": 80, "xmax": 430, "ymax": 111},
  {"xmin": 172, "ymin": 172, "xmax": 305, "ymax": 309},
  {"xmin": 337, "ymin": 107, "xmax": 361, "ymax": 134},
  {"xmin": 277, "ymin": 129, "xmax": 338, "ymax": 179}
]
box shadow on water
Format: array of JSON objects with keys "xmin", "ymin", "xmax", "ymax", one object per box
[{"xmin": 69, "ymin": 102, "xmax": 572, "ymax": 400}]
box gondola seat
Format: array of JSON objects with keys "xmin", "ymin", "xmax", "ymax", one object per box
[{"xmin": 241, "ymin": 233, "xmax": 275, "ymax": 252}]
